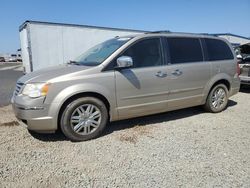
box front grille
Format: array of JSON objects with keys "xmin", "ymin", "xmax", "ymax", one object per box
[{"xmin": 14, "ymin": 82, "xmax": 24, "ymax": 96}]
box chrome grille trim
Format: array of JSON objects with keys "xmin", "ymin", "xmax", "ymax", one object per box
[{"xmin": 14, "ymin": 83, "xmax": 24, "ymax": 96}]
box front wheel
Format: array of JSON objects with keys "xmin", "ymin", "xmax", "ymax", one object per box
[
  {"xmin": 60, "ymin": 97, "xmax": 108, "ymax": 141},
  {"xmin": 203, "ymin": 84, "xmax": 229, "ymax": 113}
]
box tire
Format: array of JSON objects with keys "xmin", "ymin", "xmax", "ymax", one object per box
[
  {"xmin": 60, "ymin": 97, "xmax": 108, "ymax": 141},
  {"xmin": 203, "ymin": 84, "xmax": 229, "ymax": 113}
]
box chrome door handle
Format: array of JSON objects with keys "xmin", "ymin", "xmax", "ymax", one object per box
[
  {"xmin": 155, "ymin": 71, "xmax": 167, "ymax": 78},
  {"xmin": 172, "ymin": 69, "xmax": 182, "ymax": 76}
]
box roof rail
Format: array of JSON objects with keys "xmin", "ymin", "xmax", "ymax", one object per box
[
  {"xmin": 198, "ymin": 33, "xmax": 217, "ymax": 36},
  {"xmin": 145, "ymin": 30, "xmax": 171, "ymax": 34}
]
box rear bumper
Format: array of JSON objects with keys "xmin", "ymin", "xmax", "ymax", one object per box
[{"xmin": 229, "ymin": 77, "xmax": 240, "ymax": 97}]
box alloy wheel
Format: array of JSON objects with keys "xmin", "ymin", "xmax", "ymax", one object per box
[
  {"xmin": 70, "ymin": 104, "xmax": 102, "ymax": 135},
  {"xmin": 211, "ymin": 88, "xmax": 226, "ymax": 109}
]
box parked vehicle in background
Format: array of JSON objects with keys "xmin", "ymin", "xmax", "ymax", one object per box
[
  {"xmin": 0, "ymin": 57, "xmax": 5, "ymax": 62},
  {"xmin": 16, "ymin": 49, "xmax": 22, "ymax": 62},
  {"xmin": 8, "ymin": 54, "xmax": 18, "ymax": 62},
  {"xmin": 0, "ymin": 52, "xmax": 22, "ymax": 63},
  {"xmin": 243, "ymin": 55, "xmax": 250, "ymax": 62},
  {"xmin": 12, "ymin": 32, "xmax": 240, "ymax": 141},
  {"xmin": 239, "ymin": 55, "xmax": 250, "ymax": 85}
]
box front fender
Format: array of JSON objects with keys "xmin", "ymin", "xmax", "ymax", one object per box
[
  {"xmin": 51, "ymin": 83, "xmax": 113, "ymax": 104},
  {"xmin": 45, "ymin": 83, "xmax": 117, "ymax": 129}
]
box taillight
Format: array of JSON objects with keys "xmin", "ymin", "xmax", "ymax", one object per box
[{"xmin": 236, "ymin": 61, "xmax": 241, "ymax": 76}]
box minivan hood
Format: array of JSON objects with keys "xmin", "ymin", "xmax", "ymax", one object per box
[{"xmin": 18, "ymin": 64, "xmax": 93, "ymax": 84}]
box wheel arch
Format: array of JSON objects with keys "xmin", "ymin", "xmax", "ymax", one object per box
[
  {"xmin": 57, "ymin": 92, "xmax": 111, "ymax": 131},
  {"xmin": 210, "ymin": 79, "xmax": 230, "ymax": 91},
  {"xmin": 202, "ymin": 75, "xmax": 231, "ymax": 104}
]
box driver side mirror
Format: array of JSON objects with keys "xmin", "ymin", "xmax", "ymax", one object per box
[{"xmin": 116, "ymin": 56, "xmax": 133, "ymax": 69}]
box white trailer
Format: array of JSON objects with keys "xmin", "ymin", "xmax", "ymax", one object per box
[{"xmin": 19, "ymin": 21, "xmax": 145, "ymax": 73}]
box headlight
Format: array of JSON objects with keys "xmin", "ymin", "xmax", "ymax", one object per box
[{"xmin": 22, "ymin": 83, "xmax": 50, "ymax": 98}]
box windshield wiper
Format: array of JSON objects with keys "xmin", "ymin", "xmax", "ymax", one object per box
[{"xmin": 67, "ymin": 60, "xmax": 81, "ymax": 65}]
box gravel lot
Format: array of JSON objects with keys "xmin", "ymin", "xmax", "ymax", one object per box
[{"xmin": 0, "ymin": 88, "xmax": 250, "ymax": 188}]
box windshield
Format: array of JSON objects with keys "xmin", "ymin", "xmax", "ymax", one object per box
[{"xmin": 71, "ymin": 37, "xmax": 131, "ymax": 66}]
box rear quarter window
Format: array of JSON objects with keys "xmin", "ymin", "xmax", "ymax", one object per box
[{"xmin": 205, "ymin": 38, "xmax": 234, "ymax": 61}]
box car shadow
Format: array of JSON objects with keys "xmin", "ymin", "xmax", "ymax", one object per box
[
  {"xmin": 103, "ymin": 99, "xmax": 237, "ymax": 136},
  {"xmin": 28, "ymin": 130, "xmax": 68, "ymax": 142},
  {"xmin": 29, "ymin": 99, "xmax": 237, "ymax": 142},
  {"xmin": 227, "ymin": 99, "xmax": 237, "ymax": 108}
]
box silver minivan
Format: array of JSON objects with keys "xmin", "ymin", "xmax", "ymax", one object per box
[{"xmin": 12, "ymin": 32, "xmax": 240, "ymax": 141}]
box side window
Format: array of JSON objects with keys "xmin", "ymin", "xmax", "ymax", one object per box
[
  {"xmin": 167, "ymin": 37, "xmax": 203, "ymax": 64},
  {"xmin": 121, "ymin": 38, "xmax": 162, "ymax": 68},
  {"xmin": 205, "ymin": 38, "xmax": 234, "ymax": 61}
]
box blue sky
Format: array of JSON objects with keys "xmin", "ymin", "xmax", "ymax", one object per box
[{"xmin": 0, "ymin": 0, "xmax": 249, "ymax": 53}]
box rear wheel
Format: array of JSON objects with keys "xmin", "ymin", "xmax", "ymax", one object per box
[
  {"xmin": 60, "ymin": 97, "xmax": 108, "ymax": 141},
  {"xmin": 203, "ymin": 84, "xmax": 229, "ymax": 113}
]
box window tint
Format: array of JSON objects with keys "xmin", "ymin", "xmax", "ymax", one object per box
[
  {"xmin": 121, "ymin": 38, "xmax": 162, "ymax": 68},
  {"xmin": 167, "ymin": 37, "xmax": 203, "ymax": 64},
  {"xmin": 205, "ymin": 38, "xmax": 234, "ymax": 61}
]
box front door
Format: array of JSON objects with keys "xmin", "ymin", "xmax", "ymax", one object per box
[{"xmin": 115, "ymin": 38, "xmax": 170, "ymax": 119}]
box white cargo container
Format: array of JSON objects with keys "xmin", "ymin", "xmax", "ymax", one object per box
[{"xmin": 19, "ymin": 21, "xmax": 145, "ymax": 73}]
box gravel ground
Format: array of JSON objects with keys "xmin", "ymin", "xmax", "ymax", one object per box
[{"xmin": 0, "ymin": 89, "xmax": 250, "ymax": 188}]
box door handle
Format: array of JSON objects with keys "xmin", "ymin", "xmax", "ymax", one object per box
[
  {"xmin": 171, "ymin": 69, "xmax": 182, "ymax": 76},
  {"xmin": 155, "ymin": 71, "xmax": 167, "ymax": 78}
]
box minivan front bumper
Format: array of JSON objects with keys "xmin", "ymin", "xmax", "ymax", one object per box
[{"xmin": 11, "ymin": 95, "xmax": 57, "ymax": 133}]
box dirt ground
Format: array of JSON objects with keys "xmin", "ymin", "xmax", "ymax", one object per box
[{"xmin": 0, "ymin": 88, "xmax": 250, "ymax": 187}]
